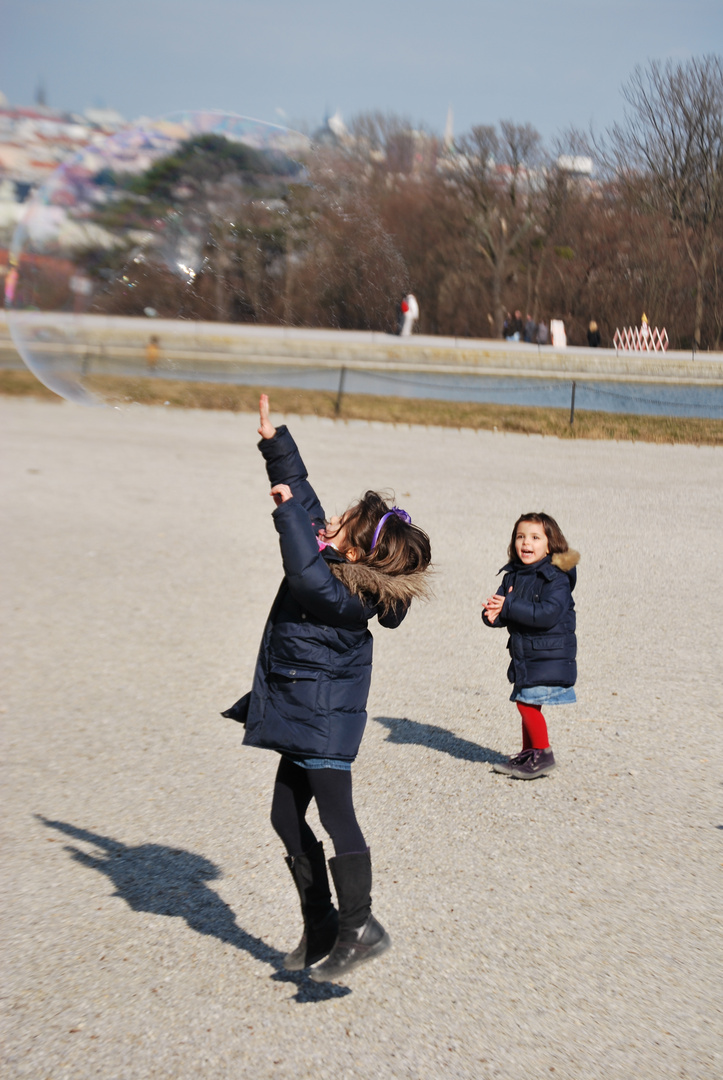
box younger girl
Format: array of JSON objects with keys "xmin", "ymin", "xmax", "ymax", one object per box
[
  {"xmin": 482, "ymin": 513, "xmax": 579, "ymax": 780},
  {"xmin": 226, "ymin": 395, "xmax": 431, "ymax": 982}
]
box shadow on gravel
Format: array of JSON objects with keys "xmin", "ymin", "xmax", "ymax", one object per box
[
  {"xmin": 374, "ymin": 716, "xmax": 507, "ymax": 765},
  {"xmin": 35, "ymin": 815, "xmax": 350, "ymax": 1003}
]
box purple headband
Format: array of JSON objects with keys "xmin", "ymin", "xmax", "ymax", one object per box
[{"xmin": 370, "ymin": 507, "xmax": 412, "ymax": 551}]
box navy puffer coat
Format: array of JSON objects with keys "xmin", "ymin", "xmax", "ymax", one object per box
[
  {"xmin": 239, "ymin": 427, "xmax": 427, "ymax": 762},
  {"xmin": 483, "ymin": 551, "xmax": 579, "ymax": 691}
]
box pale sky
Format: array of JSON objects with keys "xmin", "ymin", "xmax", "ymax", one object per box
[{"xmin": 2, "ymin": 0, "xmax": 721, "ymax": 141}]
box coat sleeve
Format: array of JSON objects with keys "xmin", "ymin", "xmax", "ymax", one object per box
[
  {"xmin": 258, "ymin": 426, "xmax": 326, "ymax": 527},
  {"xmin": 482, "ymin": 579, "xmax": 508, "ymax": 627},
  {"xmin": 501, "ymin": 571, "xmax": 570, "ymax": 630},
  {"xmin": 272, "ymin": 499, "xmax": 366, "ymax": 627}
]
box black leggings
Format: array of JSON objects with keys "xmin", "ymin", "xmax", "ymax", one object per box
[{"xmin": 270, "ymin": 755, "xmax": 367, "ymax": 858}]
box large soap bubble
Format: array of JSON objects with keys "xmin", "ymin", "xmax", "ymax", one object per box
[{"xmin": 5, "ymin": 112, "xmax": 309, "ymax": 404}]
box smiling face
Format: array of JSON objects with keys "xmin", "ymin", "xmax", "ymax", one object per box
[{"xmin": 514, "ymin": 519, "xmax": 549, "ymax": 564}]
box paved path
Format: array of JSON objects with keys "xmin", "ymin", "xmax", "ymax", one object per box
[{"xmin": 2, "ymin": 397, "xmax": 721, "ymax": 1080}]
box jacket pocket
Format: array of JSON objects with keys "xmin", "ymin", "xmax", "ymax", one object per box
[
  {"xmin": 267, "ymin": 661, "xmax": 321, "ymax": 722},
  {"xmin": 530, "ymin": 636, "xmax": 567, "ymax": 653},
  {"xmin": 328, "ymin": 668, "xmax": 371, "ymax": 715}
]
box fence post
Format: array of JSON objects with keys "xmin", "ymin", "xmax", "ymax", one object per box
[
  {"xmin": 569, "ymin": 380, "xmax": 576, "ymax": 426},
  {"xmin": 335, "ymin": 366, "xmax": 347, "ymax": 417}
]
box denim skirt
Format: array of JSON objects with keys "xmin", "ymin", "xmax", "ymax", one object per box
[
  {"xmin": 282, "ymin": 753, "xmax": 352, "ymax": 772},
  {"xmin": 510, "ymin": 684, "xmax": 577, "ymax": 705}
]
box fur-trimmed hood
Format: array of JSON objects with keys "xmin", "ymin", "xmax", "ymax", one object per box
[
  {"xmin": 329, "ymin": 561, "xmax": 432, "ymax": 615},
  {"xmin": 551, "ymin": 549, "xmax": 580, "ymax": 573}
]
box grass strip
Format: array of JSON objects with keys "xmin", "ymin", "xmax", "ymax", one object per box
[{"xmin": 2, "ymin": 368, "xmax": 722, "ymax": 445}]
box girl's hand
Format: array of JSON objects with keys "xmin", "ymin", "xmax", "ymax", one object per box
[
  {"xmin": 270, "ymin": 484, "xmax": 293, "ymax": 507},
  {"xmin": 483, "ymin": 587, "xmax": 511, "ymax": 620},
  {"xmin": 258, "ymin": 394, "xmax": 276, "ymax": 440},
  {"xmin": 483, "ymin": 595, "xmax": 504, "ymax": 619}
]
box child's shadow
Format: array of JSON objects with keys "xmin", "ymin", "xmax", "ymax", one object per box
[
  {"xmin": 35, "ymin": 815, "xmax": 349, "ymax": 1003},
  {"xmin": 373, "ymin": 716, "xmax": 507, "ymax": 765}
]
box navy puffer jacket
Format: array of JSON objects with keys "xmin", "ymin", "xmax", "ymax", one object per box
[
  {"xmin": 240, "ymin": 427, "xmax": 426, "ymax": 762},
  {"xmin": 483, "ymin": 551, "xmax": 579, "ymax": 690}
]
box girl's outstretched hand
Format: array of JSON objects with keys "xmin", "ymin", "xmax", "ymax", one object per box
[
  {"xmin": 270, "ymin": 484, "xmax": 293, "ymax": 507},
  {"xmin": 258, "ymin": 394, "xmax": 276, "ymax": 440}
]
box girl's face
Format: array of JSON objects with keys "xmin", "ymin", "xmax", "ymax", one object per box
[
  {"xmin": 514, "ymin": 520, "xmax": 549, "ymax": 564},
  {"xmin": 321, "ymin": 514, "xmax": 351, "ymax": 554}
]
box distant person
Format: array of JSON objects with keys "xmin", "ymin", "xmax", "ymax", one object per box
[
  {"xmin": 524, "ymin": 313, "xmax": 537, "ymax": 343},
  {"xmin": 502, "ymin": 311, "xmax": 513, "ymax": 339},
  {"xmin": 640, "ymin": 312, "xmax": 650, "ymax": 349},
  {"xmin": 482, "ymin": 512, "xmax": 579, "ymax": 780},
  {"xmin": 550, "ymin": 319, "xmax": 567, "ymax": 348},
  {"xmin": 400, "ymin": 293, "xmax": 419, "ymax": 336},
  {"xmin": 4, "ymin": 266, "xmax": 18, "ymax": 306},
  {"xmin": 145, "ymin": 335, "xmax": 160, "ymax": 370},
  {"xmin": 222, "ymin": 395, "xmax": 432, "ymax": 981},
  {"xmin": 587, "ymin": 321, "xmax": 601, "ymax": 348},
  {"xmin": 536, "ymin": 319, "xmax": 549, "ymax": 345},
  {"xmin": 510, "ymin": 309, "xmax": 524, "ymax": 342}
]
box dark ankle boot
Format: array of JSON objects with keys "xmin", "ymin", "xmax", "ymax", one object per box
[
  {"xmin": 283, "ymin": 841, "xmax": 338, "ymax": 970},
  {"xmin": 309, "ymin": 850, "xmax": 391, "ymax": 983}
]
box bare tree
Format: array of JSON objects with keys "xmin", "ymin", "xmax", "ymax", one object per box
[
  {"xmin": 290, "ymin": 151, "xmax": 408, "ymax": 331},
  {"xmin": 521, "ymin": 127, "xmax": 596, "ymax": 325},
  {"xmin": 455, "ymin": 122, "xmax": 542, "ymax": 336},
  {"xmin": 607, "ymin": 56, "xmax": 723, "ymax": 346}
]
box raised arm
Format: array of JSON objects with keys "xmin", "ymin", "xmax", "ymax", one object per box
[{"xmin": 257, "ymin": 394, "xmax": 326, "ymax": 526}]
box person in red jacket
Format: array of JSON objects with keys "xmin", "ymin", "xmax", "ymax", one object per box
[{"xmin": 399, "ymin": 293, "xmax": 419, "ymax": 336}]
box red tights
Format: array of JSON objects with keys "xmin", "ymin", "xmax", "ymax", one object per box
[{"xmin": 516, "ymin": 702, "xmax": 550, "ymax": 750}]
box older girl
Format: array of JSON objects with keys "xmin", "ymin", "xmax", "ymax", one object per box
[{"xmin": 225, "ymin": 396, "xmax": 431, "ymax": 982}]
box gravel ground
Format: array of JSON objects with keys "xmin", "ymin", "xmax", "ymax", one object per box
[{"xmin": 1, "ymin": 396, "xmax": 721, "ymax": 1080}]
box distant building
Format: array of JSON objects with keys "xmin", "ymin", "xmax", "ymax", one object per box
[
  {"xmin": 84, "ymin": 106, "xmax": 125, "ymax": 130},
  {"xmin": 313, "ymin": 110, "xmax": 351, "ymax": 147},
  {"xmin": 0, "ymin": 95, "xmax": 127, "ymax": 241},
  {"xmin": 443, "ymin": 105, "xmax": 454, "ymax": 152},
  {"xmin": 557, "ymin": 155, "xmax": 594, "ymax": 178}
]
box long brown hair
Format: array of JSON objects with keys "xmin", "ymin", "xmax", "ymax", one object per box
[
  {"xmin": 508, "ymin": 512, "xmax": 569, "ymax": 562},
  {"xmin": 334, "ymin": 491, "xmax": 431, "ymax": 576}
]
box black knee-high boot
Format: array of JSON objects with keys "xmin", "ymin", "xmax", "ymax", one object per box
[
  {"xmin": 309, "ymin": 850, "xmax": 391, "ymax": 982},
  {"xmin": 283, "ymin": 840, "xmax": 339, "ymax": 970}
]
